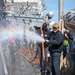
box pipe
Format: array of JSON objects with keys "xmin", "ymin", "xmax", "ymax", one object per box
[
  {"xmin": 40, "ymin": 27, "xmax": 46, "ymax": 75},
  {"xmin": 40, "ymin": 27, "xmax": 45, "ymax": 59}
]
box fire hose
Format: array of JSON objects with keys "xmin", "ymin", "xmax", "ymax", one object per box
[{"xmin": 14, "ymin": 40, "xmax": 38, "ymax": 63}]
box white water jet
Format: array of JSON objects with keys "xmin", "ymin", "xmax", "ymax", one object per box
[
  {"xmin": 0, "ymin": 24, "xmax": 24, "ymax": 42},
  {"xmin": 25, "ymin": 29, "xmax": 45, "ymax": 43},
  {"xmin": 0, "ymin": 23, "xmax": 45, "ymax": 44}
]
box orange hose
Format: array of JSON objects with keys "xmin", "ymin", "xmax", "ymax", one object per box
[
  {"xmin": 40, "ymin": 27, "xmax": 45, "ymax": 59},
  {"xmin": 20, "ymin": 40, "xmax": 28, "ymax": 50},
  {"xmin": 20, "ymin": 41, "xmax": 36, "ymax": 54},
  {"xmin": 18, "ymin": 50, "xmax": 36, "ymax": 54},
  {"xmin": 40, "ymin": 27, "xmax": 50, "ymax": 67},
  {"xmin": 14, "ymin": 49, "xmax": 38, "ymax": 63},
  {"xmin": 14, "ymin": 40, "xmax": 39, "ymax": 63}
]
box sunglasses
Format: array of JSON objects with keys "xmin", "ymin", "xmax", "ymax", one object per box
[{"xmin": 53, "ymin": 27, "xmax": 58, "ymax": 29}]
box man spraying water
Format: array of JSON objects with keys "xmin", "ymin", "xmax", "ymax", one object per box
[{"xmin": 34, "ymin": 23, "xmax": 50, "ymax": 75}]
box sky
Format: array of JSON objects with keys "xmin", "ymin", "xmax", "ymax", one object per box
[{"xmin": 44, "ymin": 0, "xmax": 75, "ymax": 22}]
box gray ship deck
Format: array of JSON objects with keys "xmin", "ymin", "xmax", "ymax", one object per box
[{"xmin": 0, "ymin": 40, "xmax": 41, "ymax": 75}]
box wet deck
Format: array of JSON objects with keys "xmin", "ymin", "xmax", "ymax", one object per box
[{"xmin": 0, "ymin": 40, "xmax": 41, "ymax": 75}]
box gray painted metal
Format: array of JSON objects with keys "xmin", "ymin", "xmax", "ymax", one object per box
[{"xmin": 64, "ymin": 9, "xmax": 75, "ymax": 33}]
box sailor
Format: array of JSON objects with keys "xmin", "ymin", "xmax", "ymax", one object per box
[
  {"xmin": 34, "ymin": 23, "xmax": 50, "ymax": 74},
  {"xmin": 46, "ymin": 23, "xmax": 64, "ymax": 75}
]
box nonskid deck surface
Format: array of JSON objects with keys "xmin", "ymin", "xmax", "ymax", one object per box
[
  {"xmin": 0, "ymin": 54, "xmax": 4, "ymax": 75},
  {"xmin": 0, "ymin": 40, "xmax": 41, "ymax": 75}
]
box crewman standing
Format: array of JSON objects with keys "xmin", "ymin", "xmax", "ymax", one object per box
[{"xmin": 46, "ymin": 23, "xmax": 64, "ymax": 75}]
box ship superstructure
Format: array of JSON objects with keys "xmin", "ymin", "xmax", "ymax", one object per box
[
  {"xmin": 5, "ymin": 0, "xmax": 46, "ymax": 28},
  {"xmin": 7, "ymin": 0, "xmax": 44, "ymax": 16}
]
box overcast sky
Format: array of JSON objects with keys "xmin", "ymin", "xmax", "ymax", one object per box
[{"xmin": 44, "ymin": 0, "xmax": 75, "ymax": 22}]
